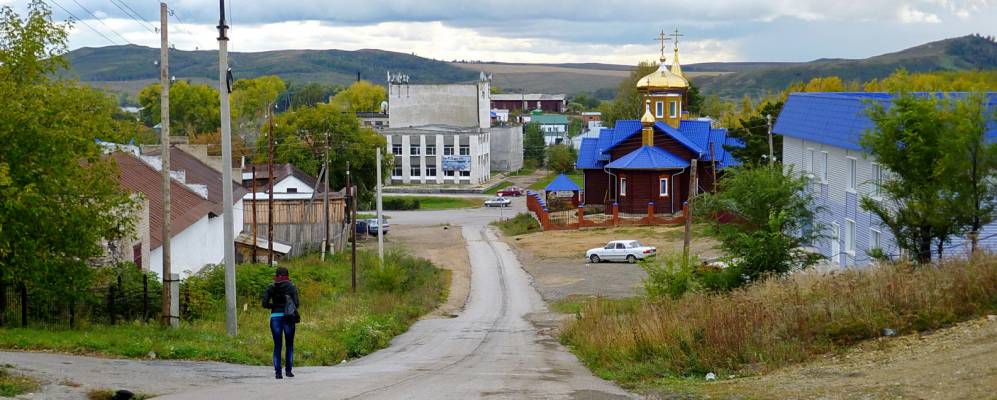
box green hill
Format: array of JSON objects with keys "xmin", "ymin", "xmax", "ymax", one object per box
[{"xmin": 693, "ymin": 34, "xmax": 997, "ymax": 98}]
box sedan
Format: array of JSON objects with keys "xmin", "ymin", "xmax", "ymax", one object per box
[
  {"xmin": 496, "ymin": 186, "xmax": 524, "ymax": 197},
  {"xmin": 586, "ymin": 240, "xmax": 656, "ymax": 264},
  {"xmin": 484, "ymin": 196, "xmax": 512, "ymax": 207}
]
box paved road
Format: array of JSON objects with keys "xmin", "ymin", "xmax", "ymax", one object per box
[{"xmin": 3, "ymin": 202, "xmax": 632, "ymax": 399}]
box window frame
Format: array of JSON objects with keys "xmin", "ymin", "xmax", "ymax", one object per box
[
  {"xmin": 392, "ymin": 165, "xmax": 403, "ymax": 177},
  {"xmin": 669, "ymin": 101, "xmax": 678, "ymax": 118},
  {"xmin": 806, "ymin": 148, "xmax": 815, "ymax": 176},
  {"xmin": 869, "ymin": 228, "xmax": 881, "ymax": 251},
  {"xmin": 871, "ymin": 163, "xmax": 883, "ymax": 198},
  {"xmin": 620, "ymin": 177, "xmax": 627, "ymax": 197},
  {"xmin": 391, "ymin": 144, "xmax": 402, "ymax": 155},
  {"xmin": 426, "ymin": 166, "xmax": 437, "ymax": 177},
  {"xmin": 426, "ymin": 145, "xmax": 436, "ymax": 156},
  {"xmin": 655, "ymin": 101, "xmax": 664, "ymax": 118},
  {"xmin": 658, "ymin": 177, "xmax": 669, "ymax": 197},
  {"xmin": 821, "ymin": 151, "xmax": 829, "ymax": 183},
  {"xmin": 409, "ymin": 166, "xmax": 421, "ymax": 177},
  {"xmin": 443, "ymin": 145, "xmax": 455, "ymax": 156},
  {"xmin": 459, "ymin": 145, "xmax": 470, "ymax": 156},
  {"xmin": 847, "ymin": 157, "xmax": 857, "ymax": 192},
  {"xmin": 845, "ymin": 218, "xmax": 856, "ymax": 255},
  {"xmin": 410, "ymin": 145, "xmax": 421, "ymax": 156}
]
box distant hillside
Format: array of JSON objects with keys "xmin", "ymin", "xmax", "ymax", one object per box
[{"xmin": 694, "ymin": 35, "xmax": 997, "ymax": 98}]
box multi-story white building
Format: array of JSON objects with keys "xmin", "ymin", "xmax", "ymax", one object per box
[
  {"xmin": 384, "ymin": 125, "xmax": 491, "ymax": 185},
  {"xmin": 775, "ymin": 92, "xmax": 997, "ymax": 267}
]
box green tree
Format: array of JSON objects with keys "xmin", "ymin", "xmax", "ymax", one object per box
[
  {"xmin": 567, "ymin": 118, "xmax": 583, "ymax": 137},
  {"xmin": 231, "ymin": 75, "xmax": 285, "ymax": 151},
  {"xmin": 523, "ymin": 123, "xmax": 545, "ymax": 165},
  {"xmin": 545, "ymin": 144, "xmax": 577, "ymax": 173},
  {"xmin": 0, "ymin": 1, "xmax": 136, "ymax": 304},
  {"xmin": 138, "ymin": 80, "xmax": 220, "ymax": 137},
  {"xmin": 330, "ymin": 80, "xmax": 386, "ymax": 113},
  {"xmin": 256, "ymin": 103, "xmax": 388, "ymax": 205},
  {"xmin": 695, "ymin": 165, "xmax": 823, "ymax": 289},
  {"xmin": 942, "ymin": 94, "xmax": 997, "ymax": 253},
  {"xmin": 602, "ymin": 61, "xmax": 658, "ymax": 126},
  {"xmin": 569, "ymin": 93, "xmax": 601, "ymax": 110},
  {"xmin": 725, "ymin": 100, "xmax": 784, "ymax": 165},
  {"xmin": 289, "ymin": 82, "xmax": 340, "ymax": 109}
]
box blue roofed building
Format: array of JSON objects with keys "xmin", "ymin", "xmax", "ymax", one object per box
[
  {"xmin": 775, "ymin": 92, "xmax": 997, "ymax": 267},
  {"xmin": 575, "ymin": 38, "xmax": 740, "ymax": 215}
]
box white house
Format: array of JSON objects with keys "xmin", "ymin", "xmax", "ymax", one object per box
[{"xmin": 775, "ymin": 92, "xmax": 997, "ymax": 266}]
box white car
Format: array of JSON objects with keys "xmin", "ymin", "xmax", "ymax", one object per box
[
  {"xmin": 586, "ymin": 240, "xmax": 657, "ymax": 264},
  {"xmin": 484, "ymin": 196, "xmax": 512, "ymax": 207}
]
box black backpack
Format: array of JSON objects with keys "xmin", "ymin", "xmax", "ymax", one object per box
[{"xmin": 284, "ymin": 289, "xmax": 300, "ymax": 323}]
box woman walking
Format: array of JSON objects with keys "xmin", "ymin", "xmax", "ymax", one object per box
[{"xmin": 262, "ymin": 267, "xmax": 300, "ymax": 379}]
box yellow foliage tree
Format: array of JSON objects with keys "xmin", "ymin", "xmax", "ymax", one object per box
[{"xmin": 331, "ymin": 80, "xmax": 386, "ymax": 113}]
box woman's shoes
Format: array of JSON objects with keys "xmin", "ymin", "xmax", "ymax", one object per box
[
  {"xmin": 285, "ymin": 370, "xmax": 295, "ymax": 378},
  {"xmin": 275, "ymin": 371, "xmax": 283, "ymax": 379}
]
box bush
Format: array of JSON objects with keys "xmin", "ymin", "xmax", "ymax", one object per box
[
  {"xmin": 641, "ymin": 254, "xmax": 698, "ymax": 299},
  {"xmin": 492, "ymin": 213, "xmax": 542, "ymax": 236},
  {"xmin": 382, "ymin": 197, "xmax": 421, "ymax": 210}
]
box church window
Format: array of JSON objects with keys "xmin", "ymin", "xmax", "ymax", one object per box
[
  {"xmin": 655, "ymin": 101, "xmax": 664, "ymax": 118},
  {"xmin": 620, "ymin": 177, "xmax": 627, "ymax": 197},
  {"xmin": 659, "ymin": 177, "xmax": 669, "ymax": 196},
  {"xmin": 669, "ymin": 101, "xmax": 678, "ymax": 118}
]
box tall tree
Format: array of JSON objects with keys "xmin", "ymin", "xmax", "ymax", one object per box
[
  {"xmin": 523, "ymin": 123, "xmax": 545, "ymax": 166},
  {"xmin": 602, "ymin": 61, "xmax": 658, "ymax": 126},
  {"xmin": 138, "ymin": 80, "xmax": 220, "ymax": 137},
  {"xmin": 330, "ymin": 80, "xmax": 386, "ymax": 113},
  {"xmin": 231, "ymin": 75, "xmax": 285, "ymax": 149},
  {"xmin": 0, "ymin": 1, "xmax": 135, "ymax": 304},
  {"xmin": 545, "ymin": 144, "xmax": 577, "ymax": 173},
  {"xmin": 725, "ymin": 100, "xmax": 784, "ymax": 165}
]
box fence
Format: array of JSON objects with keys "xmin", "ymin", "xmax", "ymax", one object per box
[
  {"xmin": 0, "ymin": 273, "xmax": 162, "ymax": 329},
  {"xmin": 243, "ymin": 198, "xmax": 348, "ymax": 257},
  {"xmin": 526, "ymin": 190, "xmax": 685, "ymax": 231}
]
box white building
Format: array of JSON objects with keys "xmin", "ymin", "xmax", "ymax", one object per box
[
  {"xmin": 776, "ymin": 92, "xmax": 997, "ymax": 267},
  {"xmin": 384, "ymin": 125, "xmax": 491, "ymax": 185}
]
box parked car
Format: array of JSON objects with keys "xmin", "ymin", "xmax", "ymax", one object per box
[
  {"xmin": 585, "ymin": 240, "xmax": 656, "ymax": 264},
  {"xmin": 484, "ymin": 197, "xmax": 512, "ymax": 207},
  {"xmin": 357, "ymin": 217, "xmax": 389, "ymax": 236},
  {"xmin": 496, "ymin": 186, "xmax": 524, "ymax": 197}
]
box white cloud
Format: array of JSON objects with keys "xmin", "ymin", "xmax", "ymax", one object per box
[{"xmin": 898, "ymin": 4, "xmax": 942, "ymax": 23}]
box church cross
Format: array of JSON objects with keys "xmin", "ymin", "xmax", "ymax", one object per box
[
  {"xmin": 655, "ymin": 30, "xmax": 669, "ymax": 62},
  {"xmin": 672, "ymin": 28, "xmax": 684, "ymax": 50}
]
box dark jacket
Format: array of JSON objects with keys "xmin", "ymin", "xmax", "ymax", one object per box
[{"xmin": 262, "ymin": 281, "xmax": 300, "ymax": 314}]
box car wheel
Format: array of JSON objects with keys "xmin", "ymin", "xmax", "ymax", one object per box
[
  {"xmin": 589, "ymin": 254, "xmax": 601, "ymax": 263},
  {"xmin": 626, "ymin": 255, "xmax": 637, "ymax": 264}
]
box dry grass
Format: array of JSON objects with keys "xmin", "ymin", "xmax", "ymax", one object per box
[
  {"xmin": 560, "ymin": 254, "xmax": 997, "ymax": 386},
  {"xmin": 512, "ymin": 224, "xmax": 718, "ymax": 259}
]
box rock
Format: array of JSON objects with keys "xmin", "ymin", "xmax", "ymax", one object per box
[
  {"xmin": 881, "ymin": 328, "xmax": 897, "ymax": 337},
  {"xmin": 705, "ymin": 372, "xmax": 717, "ymax": 381},
  {"xmin": 147, "ymin": 351, "xmax": 157, "ymax": 359}
]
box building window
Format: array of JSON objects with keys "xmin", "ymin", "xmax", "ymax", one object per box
[
  {"xmin": 459, "ymin": 145, "xmax": 470, "ymax": 156},
  {"xmin": 845, "ymin": 219, "xmax": 856, "ymax": 255},
  {"xmin": 659, "ymin": 177, "xmax": 669, "ymax": 196},
  {"xmin": 426, "ymin": 145, "xmax": 436, "ymax": 155},
  {"xmin": 655, "ymin": 101, "xmax": 664, "ymax": 118},
  {"xmin": 869, "ymin": 228, "xmax": 881, "ymax": 251},
  {"xmin": 620, "ymin": 177, "xmax": 627, "ymax": 197},
  {"xmin": 444, "ymin": 145, "xmax": 455, "ymax": 155},
  {"xmin": 669, "ymin": 101, "xmax": 677, "ymax": 118},
  {"xmin": 410, "ymin": 145, "xmax": 421, "ymax": 155},
  {"xmin": 410, "ymin": 166, "xmax": 421, "ymax": 176},
  {"xmin": 426, "ymin": 166, "xmax": 437, "ymax": 177},
  {"xmin": 392, "ymin": 165, "xmax": 402, "ymax": 177},
  {"xmin": 806, "ymin": 149, "xmax": 815, "ymax": 174},
  {"xmin": 459, "ymin": 170, "xmax": 470, "ymax": 177},
  {"xmin": 871, "ymin": 163, "xmax": 883, "ymax": 197},
  {"xmin": 444, "ymin": 170, "xmax": 455, "ymax": 177},
  {"xmin": 391, "ymin": 144, "xmax": 402, "ymax": 155},
  {"xmin": 286, "ymin": 188, "xmax": 297, "ymax": 193},
  {"xmin": 821, "ymin": 151, "xmax": 829, "ymax": 183},
  {"xmin": 847, "ymin": 158, "xmax": 857, "ymax": 191}
]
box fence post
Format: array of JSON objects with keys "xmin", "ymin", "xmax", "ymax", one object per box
[
  {"xmin": 647, "ymin": 202, "xmax": 655, "ymax": 221},
  {"xmin": 612, "ymin": 202, "xmax": 620, "ymax": 225},
  {"xmin": 143, "ymin": 274, "xmax": 149, "ymax": 323},
  {"xmin": 19, "ymin": 283, "xmax": 27, "ymax": 328},
  {"xmin": 108, "ymin": 284, "xmax": 116, "ymax": 325},
  {"xmin": 0, "ymin": 280, "xmax": 6, "ymax": 327},
  {"xmin": 577, "ymin": 205, "xmax": 585, "ymax": 227},
  {"xmin": 69, "ymin": 298, "xmax": 75, "ymax": 329}
]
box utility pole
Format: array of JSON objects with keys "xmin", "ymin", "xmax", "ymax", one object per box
[
  {"xmin": 267, "ymin": 111, "xmax": 275, "ymax": 266},
  {"xmin": 251, "ymin": 166, "xmax": 257, "ymax": 263},
  {"xmin": 348, "ymin": 163, "xmax": 357, "ymax": 292},
  {"xmin": 767, "ymin": 114, "xmax": 774, "ymax": 166},
  {"xmin": 376, "ymin": 147, "xmax": 384, "ymax": 265},
  {"xmin": 322, "ymin": 132, "xmax": 330, "ymax": 261},
  {"xmin": 217, "ymin": 0, "xmax": 237, "ymax": 337},
  {"xmin": 158, "ymin": 2, "xmax": 176, "ymax": 329},
  {"xmin": 683, "ymin": 159, "xmax": 698, "ymax": 264}
]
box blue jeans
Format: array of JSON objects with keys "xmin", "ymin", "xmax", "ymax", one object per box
[{"xmin": 270, "ymin": 316, "xmax": 295, "ymax": 373}]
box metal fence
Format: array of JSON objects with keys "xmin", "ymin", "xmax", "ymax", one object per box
[{"xmin": 0, "ymin": 273, "xmax": 161, "ymax": 329}]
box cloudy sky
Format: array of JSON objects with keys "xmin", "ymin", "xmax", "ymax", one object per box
[{"xmin": 5, "ymin": 0, "xmax": 996, "ymax": 64}]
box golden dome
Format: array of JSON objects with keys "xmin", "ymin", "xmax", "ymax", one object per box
[
  {"xmin": 636, "ymin": 63, "xmax": 689, "ymax": 89},
  {"xmin": 640, "ymin": 101, "xmax": 656, "ymax": 126}
]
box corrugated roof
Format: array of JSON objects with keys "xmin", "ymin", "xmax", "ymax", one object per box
[
  {"xmin": 576, "ymin": 137, "xmax": 603, "ymax": 169},
  {"xmin": 577, "ymin": 119, "xmax": 742, "ymax": 170},
  {"xmin": 654, "ymin": 121, "xmax": 705, "ymax": 156},
  {"xmin": 530, "ymin": 114, "xmax": 569, "ymax": 125},
  {"xmin": 111, "ymin": 152, "xmax": 215, "ymax": 250},
  {"xmin": 244, "ymin": 163, "xmax": 318, "ymax": 191},
  {"xmin": 605, "ymin": 145, "xmax": 689, "ymax": 170},
  {"xmin": 545, "ymin": 174, "xmax": 581, "ymax": 192},
  {"xmin": 774, "ymin": 92, "xmax": 997, "ymax": 150},
  {"xmin": 168, "ymin": 147, "xmax": 248, "ymax": 216}
]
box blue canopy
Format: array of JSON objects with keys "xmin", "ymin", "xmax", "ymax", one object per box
[{"xmin": 545, "ymin": 174, "xmax": 581, "ymax": 192}]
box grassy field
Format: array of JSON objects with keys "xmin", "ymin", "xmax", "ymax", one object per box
[
  {"xmin": 0, "ymin": 364, "xmax": 42, "ymax": 397},
  {"xmin": 0, "ymin": 252, "xmax": 448, "ymax": 366},
  {"xmin": 558, "ymin": 254, "xmax": 997, "ymax": 392},
  {"xmin": 383, "ymin": 196, "xmax": 484, "ymax": 211},
  {"xmin": 491, "ymin": 213, "xmax": 542, "ymax": 236},
  {"xmin": 528, "ymin": 171, "xmax": 583, "ymax": 190}
]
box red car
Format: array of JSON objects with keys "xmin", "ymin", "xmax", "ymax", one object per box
[{"xmin": 496, "ymin": 186, "xmax": 524, "ymax": 197}]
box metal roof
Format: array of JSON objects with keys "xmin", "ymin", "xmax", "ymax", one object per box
[
  {"xmin": 605, "ymin": 145, "xmax": 689, "ymax": 170},
  {"xmin": 545, "ymin": 174, "xmax": 581, "ymax": 192},
  {"xmin": 529, "ymin": 114, "xmax": 569, "ymax": 125}
]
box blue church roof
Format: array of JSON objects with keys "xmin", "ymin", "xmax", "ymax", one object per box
[
  {"xmin": 606, "ymin": 145, "xmax": 690, "ymax": 170},
  {"xmin": 545, "ymin": 174, "xmax": 581, "ymax": 192},
  {"xmin": 578, "ymin": 118, "xmax": 741, "ymax": 171},
  {"xmin": 774, "ymin": 92, "xmax": 997, "ymax": 150}
]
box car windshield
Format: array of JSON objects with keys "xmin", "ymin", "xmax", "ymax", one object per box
[{"xmin": 491, "ymin": 197, "xmax": 503, "ymax": 201}]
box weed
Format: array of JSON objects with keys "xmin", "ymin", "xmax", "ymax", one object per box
[
  {"xmin": 492, "ymin": 213, "xmax": 541, "ymax": 236},
  {"xmin": 0, "ymin": 366, "xmax": 42, "ymax": 397}
]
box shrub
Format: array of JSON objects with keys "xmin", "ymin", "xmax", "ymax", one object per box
[
  {"xmin": 641, "ymin": 254, "xmax": 698, "ymax": 299},
  {"xmin": 382, "ymin": 197, "xmax": 420, "ymax": 210},
  {"xmin": 492, "ymin": 213, "xmax": 541, "ymax": 236}
]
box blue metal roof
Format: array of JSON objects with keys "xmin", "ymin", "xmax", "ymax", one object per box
[
  {"xmin": 545, "ymin": 174, "xmax": 581, "ymax": 192},
  {"xmin": 577, "ymin": 118, "xmax": 743, "ymax": 170},
  {"xmin": 576, "ymin": 137, "xmax": 603, "ymax": 169},
  {"xmin": 679, "ymin": 119, "xmax": 712, "ymax": 155},
  {"xmin": 654, "ymin": 121, "xmax": 705, "ymax": 156},
  {"xmin": 774, "ymin": 92, "xmax": 997, "ymax": 150},
  {"xmin": 605, "ymin": 145, "xmax": 689, "ymax": 170}
]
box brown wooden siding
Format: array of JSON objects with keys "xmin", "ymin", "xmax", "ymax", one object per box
[{"xmin": 583, "ymin": 169, "xmax": 609, "ymax": 206}]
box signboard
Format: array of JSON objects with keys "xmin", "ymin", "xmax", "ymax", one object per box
[
  {"xmin": 442, "ymin": 155, "xmax": 471, "ymax": 172},
  {"xmin": 554, "ymin": 191, "xmax": 575, "ymax": 198}
]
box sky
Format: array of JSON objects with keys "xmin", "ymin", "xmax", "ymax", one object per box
[{"xmin": 5, "ymin": 0, "xmax": 997, "ymax": 65}]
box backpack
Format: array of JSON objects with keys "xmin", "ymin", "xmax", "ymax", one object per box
[{"xmin": 284, "ymin": 291, "xmax": 301, "ymax": 323}]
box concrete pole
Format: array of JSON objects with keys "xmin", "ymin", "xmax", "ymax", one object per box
[
  {"xmin": 217, "ymin": 0, "xmax": 237, "ymax": 337},
  {"xmin": 267, "ymin": 113, "xmax": 274, "ymax": 266},
  {"xmin": 376, "ymin": 147, "xmax": 384, "ymax": 266},
  {"xmin": 159, "ymin": 2, "xmax": 176, "ymax": 329},
  {"xmin": 251, "ymin": 166, "xmax": 257, "ymax": 262},
  {"xmin": 683, "ymin": 159, "xmax": 698, "ymax": 265},
  {"xmin": 323, "ymin": 132, "xmax": 330, "ymax": 261},
  {"xmin": 348, "ymin": 164, "xmax": 357, "ymax": 292},
  {"xmin": 767, "ymin": 114, "xmax": 774, "ymax": 166}
]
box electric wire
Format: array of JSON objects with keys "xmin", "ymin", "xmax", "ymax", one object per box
[
  {"xmin": 45, "ymin": 0, "xmax": 121, "ymax": 46},
  {"xmin": 68, "ymin": 0, "xmax": 133, "ymax": 45},
  {"xmin": 107, "ymin": 0, "xmax": 157, "ymax": 34}
]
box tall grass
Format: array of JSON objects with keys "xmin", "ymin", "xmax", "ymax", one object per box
[
  {"xmin": 560, "ymin": 254, "xmax": 997, "ymax": 385},
  {"xmin": 492, "ymin": 213, "xmax": 541, "ymax": 236}
]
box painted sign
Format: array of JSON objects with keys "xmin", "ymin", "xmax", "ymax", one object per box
[
  {"xmin": 442, "ymin": 155, "xmax": 471, "ymax": 171},
  {"xmin": 554, "ymin": 191, "xmax": 574, "ymax": 198}
]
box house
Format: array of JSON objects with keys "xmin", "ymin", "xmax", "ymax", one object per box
[
  {"xmin": 775, "ymin": 92, "xmax": 997, "ymax": 266},
  {"xmin": 527, "ymin": 112, "xmax": 570, "ymax": 146},
  {"xmin": 242, "ymin": 163, "xmax": 318, "ymax": 194},
  {"xmin": 490, "ymin": 93, "xmax": 566, "ymax": 113},
  {"xmin": 581, "ymin": 111, "xmax": 602, "ymax": 131},
  {"xmin": 576, "ymin": 41, "xmax": 739, "ymax": 216},
  {"xmin": 383, "ymin": 125, "xmax": 492, "ymax": 185}
]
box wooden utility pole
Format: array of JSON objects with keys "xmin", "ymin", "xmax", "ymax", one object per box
[
  {"xmin": 322, "ymin": 132, "xmax": 330, "ymax": 260},
  {"xmin": 376, "ymin": 147, "xmax": 384, "ymax": 265},
  {"xmin": 348, "ymin": 163, "xmax": 357, "ymax": 292},
  {"xmin": 267, "ymin": 112, "xmax": 275, "ymax": 266},
  {"xmin": 159, "ymin": 2, "xmax": 176, "ymax": 329},
  {"xmin": 767, "ymin": 114, "xmax": 774, "ymax": 166},
  {"xmin": 217, "ymin": 0, "xmax": 237, "ymax": 337},
  {"xmin": 683, "ymin": 159, "xmax": 698, "ymax": 264},
  {"xmin": 251, "ymin": 166, "xmax": 257, "ymax": 262}
]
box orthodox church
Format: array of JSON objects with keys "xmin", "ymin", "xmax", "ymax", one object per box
[{"xmin": 576, "ymin": 31, "xmax": 741, "ymax": 215}]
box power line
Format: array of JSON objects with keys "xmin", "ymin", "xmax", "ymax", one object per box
[
  {"xmin": 68, "ymin": 0, "xmax": 133, "ymax": 45},
  {"xmin": 108, "ymin": 0, "xmax": 157, "ymax": 34},
  {"xmin": 168, "ymin": 9, "xmax": 204, "ymax": 51},
  {"xmin": 45, "ymin": 0, "xmax": 120, "ymax": 46}
]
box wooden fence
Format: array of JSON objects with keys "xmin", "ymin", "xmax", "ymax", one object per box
[
  {"xmin": 242, "ymin": 198, "xmax": 348, "ymax": 257},
  {"xmin": 526, "ymin": 190, "xmax": 684, "ymax": 231}
]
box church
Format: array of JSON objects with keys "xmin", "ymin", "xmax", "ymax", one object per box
[{"xmin": 576, "ymin": 31, "xmax": 740, "ymax": 215}]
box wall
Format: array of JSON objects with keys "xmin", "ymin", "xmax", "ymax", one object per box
[
  {"xmin": 489, "ymin": 125, "xmax": 523, "ymax": 172},
  {"xmin": 388, "ymin": 82, "xmax": 490, "ymax": 129},
  {"xmin": 150, "ymin": 200, "xmax": 245, "ymax": 278},
  {"xmin": 385, "ymin": 131, "xmax": 490, "ymax": 185},
  {"xmin": 273, "ymin": 176, "xmax": 314, "ymax": 194}
]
